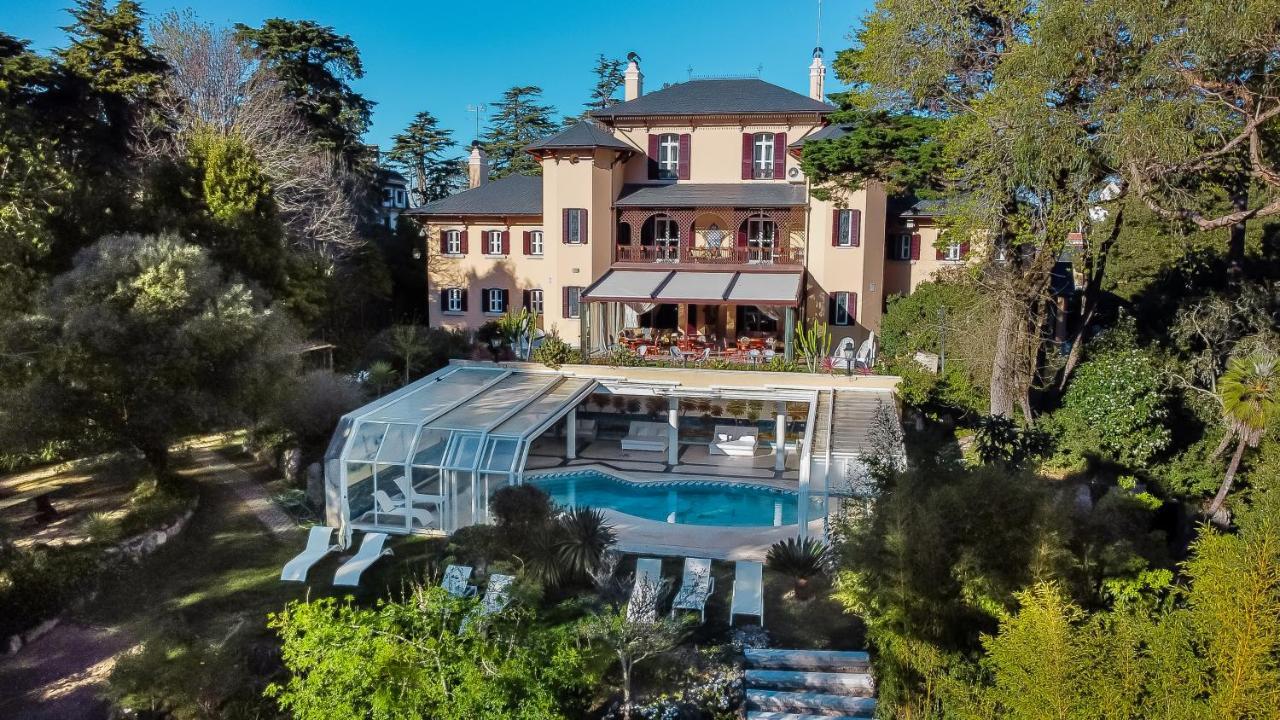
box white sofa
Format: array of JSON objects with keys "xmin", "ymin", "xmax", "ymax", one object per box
[
  {"xmin": 621, "ymin": 421, "xmax": 669, "ymax": 452},
  {"xmin": 710, "ymin": 425, "xmax": 758, "ymax": 457}
]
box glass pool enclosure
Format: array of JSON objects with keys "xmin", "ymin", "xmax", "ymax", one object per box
[{"xmin": 324, "ymin": 366, "xmax": 596, "ymax": 539}]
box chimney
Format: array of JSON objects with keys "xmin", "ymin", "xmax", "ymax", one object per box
[
  {"xmin": 623, "ymin": 51, "xmax": 643, "ymax": 102},
  {"xmin": 467, "ymin": 141, "xmax": 489, "ymax": 189},
  {"xmin": 809, "ymin": 47, "xmax": 826, "ymax": 101}
]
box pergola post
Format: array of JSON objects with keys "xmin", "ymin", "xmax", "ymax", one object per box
[
  {"xmin": 775, "ymin": 401, "xmax": 787, "ymax": 472},
  {"xmin": 667, "ymin": 397, "xmax": 680, "ymax": 466},
  {"xmin": 784, "ymin": 307, "xmax": 796, "ymax": 361},
  {"xmin": 579, "ymin": 302, "xmax": 590, "ymax": 359},
  {"xmin": 566, "ymin": 408, "xmax": 577, "ymax": 460}
]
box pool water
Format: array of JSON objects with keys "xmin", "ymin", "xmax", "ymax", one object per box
[{"xmin": 529, "ymin": 470, "xmax": 820, "ymax": 527}]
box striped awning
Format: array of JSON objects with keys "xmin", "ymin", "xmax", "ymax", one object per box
[{"xmin": 582, "ymin": 269, "xmax": 803, "ymax": 306}]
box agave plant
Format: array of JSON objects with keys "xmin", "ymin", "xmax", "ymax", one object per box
[
  {"xmin": 556, "ymin": 506, "xmax": 617, "ymax": 582},
  {"xmin": 766, "ymin": 537, "xmax": 831, "ymax": 600}
]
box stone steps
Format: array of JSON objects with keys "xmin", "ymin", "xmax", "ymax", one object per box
[
  {"xmin": 746, "ymin": 689, "xmax": 877, "ymax": 717},
  {"xmin": 744, "ymin": 648, "xmax": 871, "ymax": 673},
  {"xmin": 747, "ymin": 712, "xmax": 872, "ymax": 720},
  {"xmin": 745, "ymin": 669, "xmax": 874, "ymax": 695}
]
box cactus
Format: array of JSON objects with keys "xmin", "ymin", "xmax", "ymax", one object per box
[{"xmin": 794, "ymin": 319, "xmax": 832, "ymax": 373}]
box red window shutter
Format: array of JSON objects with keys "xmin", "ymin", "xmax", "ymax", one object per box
[
  {"xmin": 849, "ymin": 292, "xmax": 858, "ymax": 323},
  {"xmin": 522, "ymin": 230, "xmax": 531, "ymax": 255},
  {"xmin": 850, "ymin": 209, "xmax": 861, "ymax": 246},
  {"xmin": 460, "ymin": 230, "xmax": 469, "ymax": 254},
  {"xmin": 522, "ymin": 289, "xmax": 531, "ymax": 310},
  {"xmin": 832, "ymin": 209, "xmax": 841, "ymax": 246},
  {"xmin": 501, "ymin": 289, "xmax": 509, "ymax": 312},
  {"xmin": 648, "ymin": 134, "xmax": 659, "ymax": 179},
  {"xmin": 562, "ymin": 287, "xmax": 570, "ymax": 318},
  {"xmin": 910, "ymin": 233, "xmax": 921, "ymax": 260},
  {"xmin": 960, "ymin": 241, "xmax": 971, "ymax": 258},
  {"xmin": 581, "ymin": 209, "xmax": 588, "ymax": 244},
  {"xmin": 439, "ymin": 229, "xmax": 447, "ymax": 254},
  {"xmin": 460, "ymin": 289, "xmax": 469, "ymax": 312},
  {"xmin": 501, "ymin": 230, "xmax": 510, "ymax": 254},
  {"xmin": 678, "ymin": 134, "xmax": 691, "ymax": 180},
  {"xmin": 773, "ymin": 132, "xmax": 787, "ymax": 179},
  {"xmin": 439, "ymin": 289, "xmax": 447, "ymax": 308},
  {"xmin": 741, "ymin": 133, "xmax": 753, "ymax": 179},
  {"xmin": 828, "ymin": 294, "xmax": 837, "ymax": 323},
  {"xmin": 562, "ymin": 209, "xmax": 570, "ymax": 243},
  {"xmin": 736, "ymin": 229, "xmax": 748, "ymax": 248}
]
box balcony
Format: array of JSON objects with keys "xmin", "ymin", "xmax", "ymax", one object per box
[{"xmin": 614, "ymin": 243, "xmax": 806, "ymax": 266}]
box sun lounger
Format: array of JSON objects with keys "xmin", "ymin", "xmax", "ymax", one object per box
[
  {"xmin": 621, "ymin": 421, "xmax": 669, "ymax": 453},
  {"xmin": 627, "ymin": 557, "xmax": 664, "ymax": 623},
  {"xmin": 333, "ymin": 532, "xmax": 393, "ymax": 587},
  {"xmin": 670, "ymin": 557, "xmax": 715, "ymax": 623},
  {"xmin": 442, "ymin": 564, "xmax": 477, "ymax": 598},
  {"xmin": 729, "ymin": 560, "xmax": 764, "ymax": 627},
  {"xmin": 280, "ymin": 525, "xmax": 340, "ymax": 582},
  {"xmin": 363, "ymin": 490, "xmax": 435, "ymax": 530},
  {"xmin": 459, "ymin": 573, "xmax": 517, "ymax": 633},
  {"xmin": 710, "ymin": 424, "xmax": 758, "ymax": 457}
]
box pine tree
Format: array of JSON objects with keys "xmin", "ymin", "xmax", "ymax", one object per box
[
  {"xmin": 585, "ymin": 54, "xmax": 625, "ymax": 112},
  {"xmin": 58, "ymin": 0, "xmax": 167, "ymax": 99},
  {"xmin": 233, "ymin": 18, "xmax": 372, "ymax": 155},
  {"xmin": 387, "ymin": 111, "xmax": 461, "ymax": 203},
  {"xmin": 482, "ymin": 86, "xmax": 556, "ymax": 178}
]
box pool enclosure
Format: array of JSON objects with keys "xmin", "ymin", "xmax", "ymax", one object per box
[{"xmin": 324, "ymin": 366, "xmax": 597, "ymax": 543}]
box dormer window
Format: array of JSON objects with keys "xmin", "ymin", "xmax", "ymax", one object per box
[
  {"xmin": 752, "ymin": 133, "xmax": 775, "ymax": 179},
  {"xmin": 657, "ymin": 134, "xmax": 679, "ymax": 180}
]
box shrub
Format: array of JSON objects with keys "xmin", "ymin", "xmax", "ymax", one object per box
[
  {"xmin": 1050, "ymin": 345, "xmax": 1172, "ymax": 468},
  {"xmin": 556, "ymin": 507, "xmax": 617, "ymax": 581},
  {"xmin": 0, "ymin": 542, "xmax": 103, "ymax": 637},
  {"xmin": 273, "ymin": 370, "xmax": 364, "ymax": 444},
  {"xmin": 490, "ymin": 485, "xmax": 555, "ymax": 533},
  {"xmin": 107, "ymin": 626, "xmax": 244, "ymax": 719},
  {"xmin": 766, "ymin": 537, "xmax": 831, "ymax": 599},
  {"xmin": 532, "ymin": 333, "xmax": 581, "ymax": 368}
]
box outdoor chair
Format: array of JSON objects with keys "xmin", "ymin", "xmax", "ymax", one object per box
[
  {"xmin": 280, "ymin": 525, "xmax": 340, "ymax": 582},
  {"xmin": 395, "ymin": 475, "xmax": 444, "ymax": 509},
  {"xmin": 670, "ymin": 557, "xmax": 715, "ymax": 623},
  {"xmin": 729, "ymin": 560, "xmax": 764, "ymax": 626},
  {"xmin": 669, "ymin": 345, "xmax": 686, "ymax": 364},
  {"xmin": 333, "ymin": 532, "xmax": 393, "ymax": 587},
  {"xmin": 621, "ymin": 421, "xmax": 669, "ymax": 453},
  {"xmin": 710, "ymin": 425, "xmax": 758, "ymax": 457},
  {"xmin": 442, "ymin": 564, "xmax": 477, "ymax": 598},
  {"xmin": 829, "ymin": 337, "xmax": 857, "ymax": 372},
  {"xmin": 370, "ymin": 490, "xmax": 435, "ymax": 530},
  {"xmin": 460, "ymin": 573, "xmax": 517, "ymax": 633},
  {"xmin": 627, "ymin": 558, "xmax": 665, "ymax": 623}
]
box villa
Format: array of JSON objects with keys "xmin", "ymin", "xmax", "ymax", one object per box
[
  {"xmin": 323, "ymin": 360, "xmax": 900, "ymax": 560},
  {"xmin": 404, "ymin": 51, "xmax": 970, "ymax": 359}
]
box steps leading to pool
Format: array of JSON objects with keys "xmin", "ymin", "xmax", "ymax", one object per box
[{"xmin": 744, "ymin": 648, "xmax": 876, "ymax": 719}]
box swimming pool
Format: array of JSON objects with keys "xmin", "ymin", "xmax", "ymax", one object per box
[{"xmin": 528, "ymin": 470, "xmax": 821, "ymax": 527}]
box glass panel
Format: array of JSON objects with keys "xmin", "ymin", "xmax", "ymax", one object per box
[
  {"xmin": 412, "ymin": 428, "xmax": 450, "ymax": 467},
  {"xmin": 429, "ymin": 374, "xmax": 555, "ymax": 431},
  {"xmin": 375, "ymin": 423, "xmax": 416, "ymax": 465},
  {"xmin": 491, "ymin": 377, "xmax": 594, "ymax": 437},
  {"xmin": 346, "ymin": 461, "xmax": 375, "ymax": 521},
  {"xmin": 444, "ymin": 432, "xmax": 483, "ymax": 470},
  {"xmin": 482, "ymin": 438, "xmax": 519, "ymax": 473},
  {"xmin": 347, "ymin": 422, "xmax": 388, "ymax": 462},
  {"xmin": 411, "ymin": 466, "xmax": 443, "ymax": 497},
  {"xmin": 365, "ymin": 368, "xmax": 505, "ymax": 422},
  {"xmin": 324, "ymin": 417, "xmax": 353, "ymax": 462}
]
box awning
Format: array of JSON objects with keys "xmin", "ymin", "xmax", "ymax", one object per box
[{"xmin": 582, "ymin": 269, "xmax": 803, "ymax": 306}]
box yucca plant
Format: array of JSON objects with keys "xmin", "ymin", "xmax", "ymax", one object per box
[
  {"xmin": 766, "ymin": 537, "xmax": 831, "ymax": 600},
  {"xmin": 556, "ymin": 506, "xmax": 617, "ymax": 581}
]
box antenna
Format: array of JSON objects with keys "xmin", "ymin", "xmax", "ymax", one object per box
[
  {"xmin": 756, "ymin": 63, "xmax": 764, "ymax": 77},
  {"xmin": 687, "ymin": 65, "xmax": 694, "ymax": 80},
  {"xmin": 465, "ymin": 103, "xmax": 487, "ymax": 140}
]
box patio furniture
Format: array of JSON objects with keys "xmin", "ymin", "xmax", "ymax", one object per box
[
  {"xmin": 710, "ymin": 425, "xmax": 758, "ymax": 457},
  {"xmin": 366, "ymin": 490, "xmax": 435, "ymax": 530},
  {"xmin": 460, "ymin": 573, "xmax": 517, "ymax": 633},
  {"xmin": 670, "ymin": 557, "xmax": 715, "ymax": 623},
  {"xmin": 442, "ymin": 564, "xmax": 477, "ymax": 597},
  {"xmin": 576, "ymin": 417, "xmax": 598, "ymax": 441},
  {"xmin": 281, "ymin": 525, "xmax": 341, "ymax": 582},
  {"xmin": 854, "ymin": 332, "xmax": 877, "ymax": 372},
  {"xmin": 729, "ymin": 560, "xmax": 764, "ymax": 626},
  {"xmin": 830, "ymin": 337, "xmax": 857, "ymax": 372},
  {"xmin": 621, "ymin": 421, "xmax": 669, "ymax": 453},
  {"xmin": 628, "ymin": 557, "xmax": 665, "ymax": 623},
  {"xmin": 333, "ymin": 532, "xmax": 393, "ymax": 587},
  {"xmin": 396, "ymin": 475, "xmax": 445, "ymax": 508}
]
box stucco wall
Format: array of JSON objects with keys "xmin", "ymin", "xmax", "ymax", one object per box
[{"xmin": 609, "ymin": 120, "xmax": 823, "ymax": 184}]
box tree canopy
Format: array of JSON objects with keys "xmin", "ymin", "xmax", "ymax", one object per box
[{"xmin": 483, "ymin": 86, "xmax": 557, "ymax": 178}]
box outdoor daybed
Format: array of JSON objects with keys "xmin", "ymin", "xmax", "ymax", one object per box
[
  {"xmin": 621, "ymin": 421, "xmax": 669, "ymax": 453},
  {"xmin": 710, "ymin": 425, "xmax": 758, "ymax": 457}
]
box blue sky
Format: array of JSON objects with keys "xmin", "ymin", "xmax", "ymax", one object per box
[{"xmin": 2, "ymin": 0, "xmax": 871, "ymax": 155}]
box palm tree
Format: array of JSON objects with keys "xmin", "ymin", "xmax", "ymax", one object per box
[{"xmin": 1206, "ymin": 352, "xmax": 1279, "ymax": 518}]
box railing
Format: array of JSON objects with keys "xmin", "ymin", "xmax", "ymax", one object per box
[{"xmin": 614, "ymin": 244, "xmax": 805, "ymax": 266}]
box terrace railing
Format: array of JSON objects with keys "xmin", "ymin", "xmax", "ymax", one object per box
[{"xmin": 614, "ymin": 244, "xmax": 805, "ymax": 266}]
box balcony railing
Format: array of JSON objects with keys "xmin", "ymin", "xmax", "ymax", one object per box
[{"xmin": 614, "ymin": 244, "xmax": 805, "ymax": 266}]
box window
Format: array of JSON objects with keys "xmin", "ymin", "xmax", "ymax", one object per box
[
  {"xmin": 752, "ymin": 133, "xmax": 775, "ymax": 179},
  {"xmin": 528, "ymin": 289, "xmax": 544, "ymax": 313},
  {"xmin": 747, "ymin": 216, "xmax": 776, "ymax": 263},
  {"xmin": 445, "ymin": 288, "xmax": 463, "ymax": 313},
  {"xmin": 836, "ymin": 209, "xmax": 856, "ymax": 246},
  {"xmin": 487, "ymin": 230, "xmax": 503, "ymax": 255},
  {"xmin": 655, "ymin": 216, "xmax": 679, "ymax": 261},
  {"xmin": 382, "ymin": 187, "xmax": 394, "ymax": 206},
  {"xmin": 832, "ymin": 292, "xmax": 852, "ymax": 325},
  {"xmin": 657, "ymin": 133, "xmax": 679, "ymax": 180},
  {"xmin": 445, "ymin": 230, "xmax": 462, "ymax": 255},
  {"xmin": 565, "ymin": 209, "xmax": 586, "ymax": 244},
  {"xmin": 739, "ymin": 306, "xmax": 778, "ymax": 333},
  {"xmin": 529, "ymin": 230, "xmax": 544, "ymax": 255},
  {"xmin": 894, "ymin": 233, "xmax": 912, "ymax": 261},
  {"xmin": 944, "ymin": 241, "xmax": 963, "ymax": 261},
  {"xmin": 486, "ymin": 288, "xmax": 505, "ymax": 314},
  {"xmin": 395, "ymin": 189, "xmax": 407, "ymax": 207},
  {"xmin": 566, "ymin": 287, "xmax": 582, "ymax": 319}
]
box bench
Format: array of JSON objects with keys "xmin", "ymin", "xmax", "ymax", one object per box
[{"xmin": 621, "ymin": 421, "xmax": 669, "ymax": 453}]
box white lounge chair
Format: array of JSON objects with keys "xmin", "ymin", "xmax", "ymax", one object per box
[
  {"xmin": 396, "ymin": 475, "xmax": 445, "ymax": 508},
  {"xmin": 670, "ymin": 557, "xmax": 715, "ymax": 623},
  {"xmin": 333, "ymin": 532, "xmax": 393, "ymax": 587},
  {"xmin": 830, "ymin": 337, "xmax": 857, "ymax": 372},
  {"xmin": 576, "ymin": 417, "xmax": 598, "ymax": 442},
  {"xmin": 442, "ymin": 564, "xmax": 477, "ymax": 598},
  {"xmin": 365, "ymin": 490, "xmax": 435, "ymax": 530},
  {"xmin": 855, "ymin": 332, "xmax": 877, "ymax": 371},
  {"xmin": 710, "ymin": 424, "xmax": 758, "ymax": 457},
  {"xmin": 729, "ymin": 560, "xmax": 764, "ymax": 627},
  {"xmin": 621, "ymin": 421, "xmax": 669, "ymax": 453},
  {"xmin": 280, "ymin": 525, "xmax": 340, "ymax": 582},
  {"xmin": 478, "ymin": 573, "xmax": 515, "ymax": 615},
  {"xmin": 627, "ymin": 557, "xmax": 664, "ymax": 623}
]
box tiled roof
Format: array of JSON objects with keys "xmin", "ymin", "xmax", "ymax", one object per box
[
  {"xmin": 789, "ymin": 123, "xmax": 851, "ymax": 147},
  {"xmin": 615, "ymin": 183, "xmax": 806, "ymax": 207},
  {"xmin": 891, "ymin": 196, "xmax": 950, "ymax": 218},
  {"xmin": 403, "ymin": 175, "xmax": 541, "ymax": 217},
  {"xmin": 590, "ymin": 78, "xmax": 832, "ymax": 119},
  {"xmin": 525, "ymin": 121, "xmax": 636, "ymax": 152}
]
